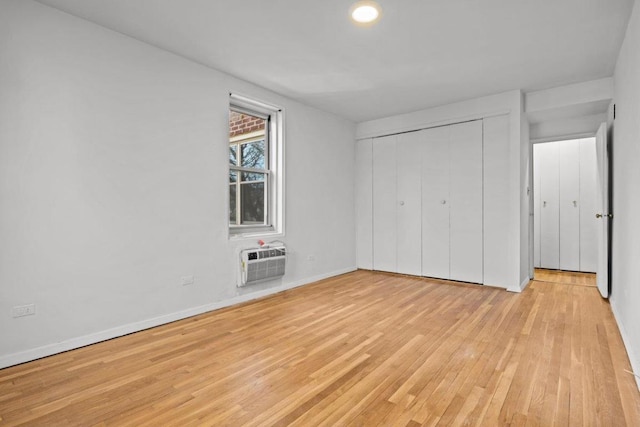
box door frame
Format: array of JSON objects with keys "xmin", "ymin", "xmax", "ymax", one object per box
[{"xmin": 531, "ymin": 134, "xmax": 601, "ymax": 277}]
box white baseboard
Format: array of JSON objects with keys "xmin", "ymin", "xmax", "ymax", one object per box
[
  {"xmin": 610, "ymin": 300, "xmax": 640, "ymax": 391},
  {"xmin": 507, "ymin": 276, "xmax": 531, "ymax": 293},
  {"xmin": 0, "ymin": 266, "xmax": 357, "ymax": 370}
]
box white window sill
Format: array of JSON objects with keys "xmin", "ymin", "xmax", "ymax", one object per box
[{"xmin": 229, "ymin": 229, "xmax": 284, "ymax": 241}]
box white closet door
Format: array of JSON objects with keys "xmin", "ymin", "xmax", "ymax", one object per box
[
  {"xmin": 559, "ymin": 139, "xmax": 580, "ymax": 271},
  {"xmin": 594, "ymin": 123, "xmax": 609, "ymax": 298},
  {"xmin": 421, "ymin": 126, "xmax": 450, "ymax": 279},
  {"xmin": 579, "ymin": 138, "xmax": 598, "ymax": 272},
  {"xmin": 533, "ymin": 145, "xmax": 542, "ymax": 268},
  {"xmin": 449, "ymin": 120, "xmax": 483, "ymax": 283},
  {"xmin": 538, "ymin": 142, "xmax": 560, "ymax": 269},
  {"xmin": 373, "ymin": 135, "xmax": 397, "ymax": 272},
  {"xmin": 355, "ymin": 138, "xmax": 373, "ymax": 270},
  {"xmin": 396, "ymin": 132, "xmax": 422, "ymax": 275}
]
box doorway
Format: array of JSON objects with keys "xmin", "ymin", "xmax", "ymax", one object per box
[{"xmin": 533, "ymin": 138, "xmax": 598, "ymax": 278}]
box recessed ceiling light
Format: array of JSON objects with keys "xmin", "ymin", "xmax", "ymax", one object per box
[{"xmin": 350, "ymin": 1, "xmax": 381, "ymax": 25}]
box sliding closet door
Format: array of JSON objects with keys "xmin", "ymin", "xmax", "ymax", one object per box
[
  {"xmin": 558, "ymin": 139, "xmax": 580, "ymax": 271},
  {"xmin": 372, "ymin": 135, "xmax": 397, "ymax": 272},
  {"xmin": 579, "ymin": 139, "xmax": 598, "ymax": 272},
  {"xmin": 421, "ymin": 126, "xmax": 450, "ymax": 279},
  {"xmin": 371, "ymin": 121, "xmax": 483, "ymax": 282},
  {"xmin": 533, "ymin": 146, "xmax": 542, "ymax": 268},
  {"xmin": 396, "ymin": 132, "xmax": 423, "ymax": 275},
  {"xmin": 449, "ymin": 120, "xmax": 483, "ymax": 283},
  {"xmin": 538, "ymin": 142, "xmax": 560, "ymax": 269}
]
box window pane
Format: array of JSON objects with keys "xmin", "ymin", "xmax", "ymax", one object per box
[
  {"xmin": 241, "ymin": 182, "xmax": 265, "ymax": 224},
  {"xmin": 229, "ymin": 184, "xmax": 237, "ymax": 224},
  {"xmin": 241, "ymin": 172, "xmax": 265, "ymax": 182},
  {"xmin": 241, "ymin": 140, "xmax": 265, "ymax": 169},
  {"xmin": 229, "ymin": 145, "xmax": 237, "ymax": 165},
  {"xmin": 230, "ymin": 170, "xmax": 237, "ymax": 183}
]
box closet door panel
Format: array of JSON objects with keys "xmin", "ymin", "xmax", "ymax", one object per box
[
  {"xmin": 579, "ymin": 138, "xmax": 598, "ymax": 272},
  {"xmin": 396, "ymin": 132, "xmax": 423, "ymax": 276},
  {"xmin": 355, "ymin": 139, "xmax": 373, "ymax": 269},
  {"xmin": 421, "ymin": 126, "xmax": 450, "ymax": 279},
  {"xmin": 539, "ymin": 142, "xmax": 560, "ymax": 269},
  {"xmin": 559, "ymin": 139, "xmax": 580, "ymax": 271},
  {"xmin": 533, "ymin": 145, "xmax": 542, "ymax": 268},
  {"xmin": 372, "ymin": 135, "xmax": 397, "ymax": 272},
  {"xmin": 449, "ymin": 120, "xmax": 483, "ymax": 284}
]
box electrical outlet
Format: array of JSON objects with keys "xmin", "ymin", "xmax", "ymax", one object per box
[
  {"xmin": 181, "ymin": 275, "xmax": 195, "ymax": 286},
  {"xmin": 13, "ymin": 304, "xmax": 36, "ymax": 318}
]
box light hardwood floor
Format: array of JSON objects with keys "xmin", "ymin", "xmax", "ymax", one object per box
[
  {"xmin": 534, "ymin": 268, "xmax": 597, "ymax": 287},
  {"xmin": 1, "ymin": 270, "xmax": 639, "ymax": 426}
]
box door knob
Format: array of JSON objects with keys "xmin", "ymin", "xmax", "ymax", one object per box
[
  {"xmin": 399, "ymin": 201, "xmax": 405, "ymax": 206},
  {"xmin": 596, "ymin": 213, "xmax": 603, "ymax": 218},
  {"xmin": 441, "ymin": 200, "xmax": 447, "ymax": 204},
  {"xmin": 543, "ymin": 201, "xmax": 547, "ymax": 207},
  {"xmin": 573, "ymin": 200, "xmax": 577, "ymax": 207}
]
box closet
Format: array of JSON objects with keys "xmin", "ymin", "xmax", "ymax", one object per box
[
  {"xmin": 355, "ymin": 114, "xmax": 511, "ymax": 288},
  {"xmin": 370, "ymin": 120, "xmax": 483, "ymax": 283},
  {"xmin": 533, "ymin": 138, "xmax": 597, "ymax": 272}
]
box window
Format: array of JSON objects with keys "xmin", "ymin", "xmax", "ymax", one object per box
[{"xmin": 229, "ymin": 94, "xmax": 284, "ymax": 236}]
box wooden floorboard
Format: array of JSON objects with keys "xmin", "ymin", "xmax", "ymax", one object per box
[
  {"xmin": 1, "ymin": 270, "xmax": 639, "ymax": 426},
  {"xmin": 534, "ymin": 268, "xmax": 597, "ymax": 287}
]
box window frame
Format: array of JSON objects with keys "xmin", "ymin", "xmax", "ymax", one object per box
[
  {"xmin": 229, "ymin": 133, "xmax": 269, "ymax": 227},
  {"xmin": 228, "ymin": 93, "xmax": 284, "ymax": 238}
]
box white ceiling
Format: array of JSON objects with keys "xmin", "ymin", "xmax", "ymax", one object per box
[{"xmin": 35, "ymin": 0, "xmax": 634, "ymax": 122}]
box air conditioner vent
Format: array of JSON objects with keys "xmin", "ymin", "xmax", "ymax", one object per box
[{"xmin": 239, "ymin": 246, "xmax": 286, "ymax": 286}]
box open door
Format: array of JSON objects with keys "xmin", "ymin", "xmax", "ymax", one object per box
[{"xmin": 595, "ymin": 122, "xmax": 610, "ymax": 298}]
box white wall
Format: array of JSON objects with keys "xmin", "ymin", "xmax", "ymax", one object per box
[
  {"xmin": 483, "ymin": 115, "xmax": 512, "ymax": 288},
  {"xmin": 525, "ymin": 78, "xmax": 614, "ymax": 114},
  {"xmin": 520, "ymin": 107, "xmax": 532, "ymax": 286},
  {"xmin": 356, "ymin": 91, "xmax": 525, "ymax": 291},
  {"xmin": 529, "ymin": 113, "xmax": 608, "ymax": 143},
  {"xmin": 357, "ymin": 91, "xmax": 520, "ymax": 140},
  {"xmin": 610, "ymin": 0, "xmax": 640, "ymax": 389},
  {"xmin": 355, "ymin": 139, "xmax": 373, "ymax": 270},
  {"xmin": 0, "ymin": 0, "xmax": 356, "ymax": 367},
  {"xmin": 525, "ymin": 78, "xmax": 613, "ymax": 142}
]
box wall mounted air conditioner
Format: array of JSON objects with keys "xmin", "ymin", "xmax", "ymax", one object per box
[{"xmin": 239, "ymin": 246, "xmax": 286, "ymax": 287}]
